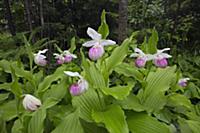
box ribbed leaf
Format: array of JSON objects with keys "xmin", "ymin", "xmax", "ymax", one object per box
[
  {"xmin": 98, "ymin": 10, "xmax": 109, "ymax": 39},
  {"xmin": 127, "ymin": 112, "xmax": 171, "ymax": 133},
  {"xmin": 102, "ymin": 83, "xmax": 134, "ymax": 100},
  {"xmin": 117, "ymin": 94, "xmax": 145, "ymax": 112},
  {"xmin": 114, "ymin": 63, "xmax": 143, "ymax": 82},
  {"xmin": 0, "ymin": 100, "xmax": 17, "ymax": 121},
  {"xmin": 105, "ymin": 38, "xmax": 130, "ymax": 73},
  {"xmin": 167, "ymin": 94, "xmax": 192, "ymax": 110},
  {"xmin": 147, "ymin": 29, "xmax": 158, "ymax": 54},
  {"xmin": 187, "ymin": 120, "xmax": 200, "ymax": 133},
  {"xmin": 42, "ymin": 79, "xmax": 68, "ymax": 108},
  {"xmin": 37, "ymin": 65, "xmax": 67, "ymax": 94},
  {"xmin": 12, "ymin": 119, "xmax": 23, "ymax": 133},
  {"xmin": 139, "ymin": 67, "xmax": 176, "ymax": 112},
  {"xmin": 28, "ymin": 108, "xmax": 46, "ymax": 133},
  {"xmin": 51, "ymin": 110, "xmax": 84, "ymax": 133},
  {"xmin": 72, "ymin": 89, "xmax": 105, "ymax": 122},
  {"xmin": 92, "ymin": 105, "xmax": 129, "ymax": 133}
]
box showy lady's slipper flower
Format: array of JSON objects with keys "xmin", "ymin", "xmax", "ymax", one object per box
[
  {"xmin": 82, "ymin": 27, "xmax": 116, "ymax": 60},
  {"xmin": 54, "ymin": 50, "xmax": 77, "ymax": 64},
  {"xmin": 130, "ymin": 48, "xmax": 152, "ymax": 68},
  {"xmin": 54, "ymin": 53, "xmax": 65, "ymax": 65},
  {"xmin": 64, "ymin": 71, "xmax": 88, "ymax": 96},
  {"xmin": 63, "ymin": 50, "xmax": 77, "ymax": 63},
  {"xmin": 34, "ymin": 49, "xmax": 48, "ymax": 66},
  {"xmin": 152, "ymin": 48, "xmax": 172, "ymax": 68},
  {"xmin": 22, "ymin": 94, "xmax": 42, "ymax": 111},
  {"xmin": 178, "ymin": 78, "xmax": 190, "ymax": 87}
]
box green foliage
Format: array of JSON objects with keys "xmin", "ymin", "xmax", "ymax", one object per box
[
  {"xmin": 0, "ymin": 9, "xmax": 200, "ymax": 133},
  {"xmin": 92, "ymin": 105, "xmax": 129, "ymax": 133}
]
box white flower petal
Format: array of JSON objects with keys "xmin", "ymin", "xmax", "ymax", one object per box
[
  {"xmin": 64, "ymin": 71, "xmax": 82, "ymax": 78},
  {"xmin": 82, "ymin": 40, "xmax": 99, "ymax": 47},
  {"xmin": 146, "ymin": 54, "xmax": 155, "ymax": 61},
  {"xmin": 87, "ymin": 27, "xmax": 102, "ymax": 40},
  {"xmin": 134, "ymin": 48, "xmax": 145, "ymax": 56},
  {"xmin": 160, "ymin": 53, "xmax": 172, "ymax": 58},
  {"xmin": 38, "ymin": 49, "xmax": 48, "ymax": 54},
  {"xmin": 101, "ymin": 40, "xmax": 116, "ymax": 46},
  {"xmin": 130, "ymin": 53, "xmax": 139, "ymax": 58},
  {"xmin": 157, "ymin": 48, "xmax": 170, "ymax": 54},
  {"xmin": 70, "ymin": 54, "xmax": 77, "ymax": 58}
]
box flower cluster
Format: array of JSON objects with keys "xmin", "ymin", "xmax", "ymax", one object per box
[
  {"xmin": 64, "ymin": 71, "xmax": 88, "ymax": 96},
  {"xmin": 54, "ymin": 50, "xmax": 77, "ymax": 65},
  {"xmin": 82, "ymin": 27, "xmax": 116, "ymax": 60},
  {"xmin": 130, "ymin": 48, "xmax": 172, "ymax": 68},
  {"xmin": 33, "ymin": 49, "xmax": 77, "ymax": 66}
]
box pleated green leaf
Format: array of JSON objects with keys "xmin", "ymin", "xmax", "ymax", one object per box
[
  {"xmin": 187, "ymin": 120, "xmax": 200, "ymax": 133},
  {"xmin": 140, "ymin": 67, "xmax": 176, "ymax": 112},
  {"xmin": 114, "ymin": 63, "xmax": 143, "ymax": 82},
  {"xmin": 98, "ymin": 10, "xmax": 109, "ymax": 39},
  {"xmin": 28, "ymin": 108, "xmax": 46, "ymax": 133},
  {"xmin": 37, "ymin": 65, "xmax": 67, "ymax": 94},
  {"xmin": 51, "ymin": 110, "xmax": 84, "ymax": 133},
  {"xmin": 105, "ymin": 38, "xmax": 130, "ymax": 73},
  {"xmin": 127, "ymin": 112, "xmax": 171, "ymax": 133},
  {"xmin": 102, "ymin": 83, "xmax": 134, "ymax": 100},
  {"xmin": 117, "ymin": 94, "xmax": 145, "ymax": 112},
  {"xmin": 92, "ymin": 105, "xmax": 129, "ymax": 133},
  {"xmin": 72, "ymin": 89, "xmax": 105, "ymax": 122},
  {"xmin": 147, "ymin": 29, "xmax": 158, "ymax": 54}
]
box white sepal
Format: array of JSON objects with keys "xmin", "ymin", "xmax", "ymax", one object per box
[{"xmin": 87, "ymin": 27, "xmax": 102, "ymax": 40}]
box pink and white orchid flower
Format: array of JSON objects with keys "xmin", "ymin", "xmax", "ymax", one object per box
[
  {"xmin": 152, "ymin": 48, "xmax": 172, "ymax": 68},
  {"xmin": 34, "ymin": 49, "xmax": 48, "ymax": 66},
  {"xmin": 54, "ymin": 50, "xmax": 77, "ymax": 65},
  {"xmin": 82, "ymin": 27, "xmax": 116, "ymax": 60},
  {"xmin": 22, "ymin": 94, "xmax": 42, "ymax": 111},
  {"xmin": 178, "ymin": 78, "xmax": 190, "ymax": 87},
  {"xmin": 54, "ymin": 53, "xmax": 65, "ymax": 65},
  {"xmin": 130, "ymin": 48, "xmax": 152, "ymax": 68},
  {"xmin": 63, "ymin": 50, "xmax": 77, "ymax": 63},
  {"xmin": 64, "ymin": 71, "xmax": 88, "ymax": 96}
]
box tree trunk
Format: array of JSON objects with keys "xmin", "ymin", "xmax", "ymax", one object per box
[
  {"xmin": 118, "ymin": 0, "xmax": 128, "ymax": 43},
  {"xmin": 24, "ymin": 0, "xmax": 33, "ymax": 32},
  {"xmin": 4, "ymin": 0, "xmax": 16, "ymax": 36},
  {"xmin": 39, "ymin": 0, "xmax": 44, "ymax": 37}
]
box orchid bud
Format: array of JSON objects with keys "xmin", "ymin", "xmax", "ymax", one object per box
[
  {"xmin": 88, "ymin": 45, "xmax": 104, "ymax": 60},
  {"xmin": 22, "ymin": 94, "xmax": 42, "ymax": 111},
  {"xmin": 64, "ymin": 55, "xmax": 73, "ymax": 63},
  {"xmin": 69, "ymin": 83, "xmax": 81, "ymax": 96},
  {"xmin": 34, "ymin": 49, "xmax": 48, "ymax": 66},
  {"xmin": 178, "ymin": 78, "xmax": 190, "ymax": 87},
  {"xmin": 135, "ymin": 57, "xmax": 146, "ymax": 68},
  {"xmin": 154, "ymin": 58, "xmax": 168, "ymax": 68},
  {"xmin": 56, "ymin": 58, "xmax": 65, "ymax": 65}
]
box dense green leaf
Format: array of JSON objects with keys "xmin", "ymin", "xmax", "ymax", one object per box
[
  {"xmin": 139, "ymin": 67, "xmax": 176, "ymax": 112},
  {"xmin": 105, "ymin": 38, "xmax": 130, "ymax": 73},
  {"xmin": 12, "ymin": 119, "xmax": 23, "ymax": 133},
  {"xmin": 187, "ymin": 120, "xmax": 200, "ymax": 133},
  {"xmin": 69, "ymin": 37, "xmax": 76, "ymax": 53},
  {"xmin": 117, "ymin": 94, "xmax": 145, "ymax": 112},
  {"xmin": 72, "ymin": 89, "xmax": 105, "ymax": 122},
  {"xmin": 0, "ymin": 93, "xmax": 10, "ymax": 102},
  {"xmin": 114, "ymin": 63, "xmax": 143, "ymax": 81},
  {"xmin": 98, "ymin": 10, "xmax": 109, "ymax": 39},
  {"xmin": 51, "ymin": 110, "xmax": 84, "ymax": 133},
  {"xmin": 102, "ymin": 83, "xmax": 134, "ymax": 100},
  {"xmin": 147, "ymin": 29, "xmax": 158, "ymax": 54},
  {"xmin": 37, "ymin": 65, "xmax": 67, "ymax": 94},
  {"xmin": 92, "ymin": 105, "xmax": 129, "ymax": 133},
  {"xmin": 0, "ymin": 100, "xmax": 18, "ymax": 121},
  {"xmin": 0, "ymin": 116, "xmax": 7, "ymax": 133},
  {"xmin": 127, "ymin": 112, "xmax": 171, "ymax": 133},
  {"xmin": 28, "ymin": 108, "xmax": 46, "ymax": 133},
  {"xmin": 167, "ymin": 94, "xmax": 192, "ymax": 110}
]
